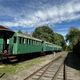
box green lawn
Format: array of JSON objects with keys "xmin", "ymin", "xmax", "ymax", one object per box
[{"xmin": 0, "ymin": 56, "xmax": 47, "ymax": 74}]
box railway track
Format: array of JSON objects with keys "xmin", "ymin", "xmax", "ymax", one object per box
[
  {"xmin": 1, "ymin": 52, "xmax": 79, "ymax": 80},
  {"xmin": 0, "ymin": 73, "xmax": 5, "ymax": 78},
  {"xmin": 24, "ymin": 54, "xmax": 67, "ymax": 80}
]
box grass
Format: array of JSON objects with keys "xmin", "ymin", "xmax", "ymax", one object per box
[{"xmin": 0, "ymin": 56, "xmax": 47, "ymax": 74}]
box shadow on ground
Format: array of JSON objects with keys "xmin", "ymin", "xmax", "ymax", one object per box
[
  {"xmin": 65, "ymin": 51, "xmax": 80, "ymax": 70},
  {"xmin": 1, "ymin": 51, "xmax": 54, "ymax": 65}
]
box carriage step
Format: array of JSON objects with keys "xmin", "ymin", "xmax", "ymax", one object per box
[
  {"xmin": 8, "ymin": 56, "xmax": 18, "ymax": 62},
  {"xmin": 9, "ymin": 59, "xmax": 18, "ymax": 62},
  {"xmin": 8, "ymin": 56, "xmax": 16, "ymax": 59}
]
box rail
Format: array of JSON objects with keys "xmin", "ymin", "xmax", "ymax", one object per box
[
  {"xmin": 0, "ymin": 73, "xmax": 5, "ymax": 78},
  {"xmin": 24, "ymin": 56, "xmax": 62, "ymax": 80},
  {"xmin": 24, "ymin": 53, "xmax": 67, "ymax": 80}
]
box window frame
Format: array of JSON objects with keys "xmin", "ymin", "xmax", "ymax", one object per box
[{"xmin": 13, "ymin": 36, "xmax": 17, "ymax": 43}]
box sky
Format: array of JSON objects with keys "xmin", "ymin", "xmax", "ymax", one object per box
[{"xmin": 0, "ymin": 0, "xmax": 80, "ymax": 36}]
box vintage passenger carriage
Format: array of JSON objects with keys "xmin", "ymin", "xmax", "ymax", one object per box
[{"xmin": 0, "ymin": 25, "xmax": 62, "ymax": 61}]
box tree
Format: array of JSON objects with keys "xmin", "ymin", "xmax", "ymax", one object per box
[
  {"xmin": 32, "ymin": 25, "xmax": 66, "ymax": 50},
  {"xmin": 18, "ymin": 30, "xmax": 23, "ymax": 33},
  {"xmin": 32, "ymin": 25, "xmax": 54, "ymax": 42},
  {"xmin": 66, "ymin": 27, "xmax": 80, "ymax": 53},
  {"xmin": 66, "ymin": 27, "xmax": 80, "ymax": 50},
  {"xmin": 53, "ymin": 33, "xmax": 66, "ymax": 50}
]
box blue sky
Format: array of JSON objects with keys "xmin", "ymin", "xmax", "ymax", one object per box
[{"xmin": 0, "ymin": 0, "xmax": 80, "ymax": 36}]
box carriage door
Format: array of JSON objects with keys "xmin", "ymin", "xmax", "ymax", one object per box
[{"xmin": 3, "ymin": 37, "xmax": 9, "ymax": 51}]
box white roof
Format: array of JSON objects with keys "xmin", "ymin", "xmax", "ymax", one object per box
[{"xmin": 16, "ymin": 32, "xmax": 42, "ymax": 42}]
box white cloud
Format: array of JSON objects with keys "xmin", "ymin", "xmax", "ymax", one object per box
[{"xmin": 0, "ymin": 0, "xmax": 80, "ymax": 28}]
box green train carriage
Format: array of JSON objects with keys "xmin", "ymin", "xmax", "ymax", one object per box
[
  {"xmin": 11, "ymin": 32, "xmax": 43, "ymax": 55},
  {"xmin": 0, "ymin": 25, "xmax": 62, "ymax": 61},
  {"xmin": 42, "ymin": 41, "xmax": 55, "ymax": 52},
  {"xmin": 0, "ymin": 26, "xmax": 14, "ymax": 60}
]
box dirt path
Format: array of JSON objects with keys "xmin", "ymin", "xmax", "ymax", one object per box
[{"xmin": 1, "ymin": 51, "xmax": 67, "ymax": 80}]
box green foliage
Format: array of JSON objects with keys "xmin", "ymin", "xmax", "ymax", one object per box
[
  {"xmin": 18, "ymin": 30, "xmax": 23, "ymax": 33},
  {"xmin": 32, "ymin": 25, "xmax": 54, "ymax": 42},
  {"xmin": 53, "ymin": 33, "xmax": 66, "ymax": 50},
  {"xmin": 32, "ymin": 25, "xmax": 66, "ymax": 50},
  {"xmin": 53, "ymin": 33, "xmax": 65, "ymax": 46},
  {"xmin": 66, "ymin": 27, "xmax": 80, "ymax": 50}
]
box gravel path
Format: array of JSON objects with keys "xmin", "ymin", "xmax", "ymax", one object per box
[
  {"xmin": 66, "ymin": 65, "xmax": 80, "ymax": 80},
  {"xmin": 1, "ymin": 52, "xmax": 67, "ymax": 80},
  {"xmin": 65, "ymin": 52, "xmax": 80, "ymax": 80}
]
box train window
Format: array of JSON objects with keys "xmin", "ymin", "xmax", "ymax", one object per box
[
  {"xmin": 14, "ymin": 37, "xmax": 16, "ymax": 43},
  {"xmin": 22, "ymin": 38, "xmax": 24, "ymax": 44},
  {"xmin": 34, "ymin": 40, "xmax": 35, "ymax": 44},
  {"xmin": 34, "ymin": 40, "xmax": 35, "ymax": 45},
  {"xmin": 30, "ymin": 39, "xmax": 32, "ymax": 45},
  {"xmin": 37, "ymin": 41, "xmax": 39, "ymax": 45},
  {"xmin": 26, "ymin": 38, "xmax": 28, "ymax": 44},
  {"xmin": 32, "ymin": 40, "xmax": 33, "ymax": 45},
  {"xmin": 38, "ymin": 42, "xmax": 40, "ymax": 45},
  {"xmin": 7, "ymin": 39, "xmax": 9, "ymax": 44},
  {"xmin": 28, "ymin": 39, "xmax": 30, "ymax": 45},
  {"xmin": 36, "ymin": 41, "xmax": 38, "ymax": 45},
  {"xmin": 19, "ymin": 37, "xmax": 22, "ymax": 44},
  {"xmin": 31, "ymin": 40, "xmax": 32, "ymax": 45},
  {"xmin": 28, "ymin": 39, "xmax": 30, "ymax": 44},
  {"xmin": 23, "ymin": 38, "xmax": 25, "ymax": 44},
  {"xmin": 22, "ymin": 38, "xmax": 23, "ymax": 43},
  {"xmin": 31, "ymin": 40, "xmax": 33, "ymax": 45},
  {"xmin": 27, "ymin": 39, "xmax": 29, "ymax": 44},
  {"xmin": 35, "ymin": 41, "xmax": 36, "ymax": 44},
  {"xmin": 40, "ymin": 42, "xmax": 41, "ymax": 45},
  {"xmin": 33, "ymin": 40, "xmax": 34, "ymax": 45},
  {"xmin": 33, "ymin": 40, "xmax": 34, "ymax": 44},
  {"xmin": 39, "ymin": 42, "xmax": 40, "ymax": 45},
  {"xmin": 29, "ymin": 39, "xmax": 31, "ymax": 45},
  {"xmin": 31, "ymin": 39, "xmax": 33, "ymax": 45},
  {"xmin": 35, "ymin": 41, "xmax": 37, "ymax": 44},
  {"xmin": 30, "ymin": 39, "xmax": 31, "ymax": 45},
  {"xmin": 34, "ymin": 41, "xmax": 36, "ymax": 44},
  {"xmin": 27, "ymin": 39, "xmax": 29, "ymax": 45},
  {"xmin": 38, "ymin": 42, "xmax": 39, "ymax": 45}
]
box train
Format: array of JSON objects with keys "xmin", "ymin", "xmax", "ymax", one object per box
[{"xmin": 0, "ymin": 25, "xmax": 62, "ymax": 62}]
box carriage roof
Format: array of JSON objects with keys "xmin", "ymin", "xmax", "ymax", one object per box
[{"xmin": 15, "ymin": 32, "xmax": 42, "ymax": 42}]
